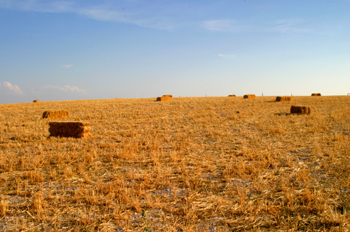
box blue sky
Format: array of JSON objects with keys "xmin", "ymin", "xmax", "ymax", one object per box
[{"xmin": 0, "ymin": 0, "xmax": 349, "ymax": 103}]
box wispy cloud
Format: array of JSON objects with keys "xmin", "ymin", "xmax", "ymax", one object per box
[
  {"xmin": 218, "ymin": 54, "xmax": 236, "ymax": 58},
  {"xmin": 0, "ymin": 0, "xmax": 76, "ymax": 13},
  {"xmin": 41, "ymin": 85, "xmax": 87, "ymax": 94},
  {"xmin": 0, "ymin": 81, "xmax": 24, "ymax": 95},
  {"xmin": 78, "ymin": 7, "xmax": 173, "ymax": 30},
  {"xmin": 0, "ymin": 0, "xmax": 174, "ymax": 30},
  {"xmin": 270, "ymin": 19, "xmax": 312, "ymax": 34},
  {"xmin": 203, "ymin": 18, "xmax": 312, "ymax": 34},
  {"xmin": 62, "ymin": 64, "xmax": 73, "ymax": 68},
  {"xmin": 79, "ymin": 8, "xmax": 128, "ymax": 22},
  {"xmin": 0, "ymin": 1, "xmax": 314, "ymax": 33},
  {"xmin": 203, "ymin": 20, "xmax": 249, "ymax": 32}
]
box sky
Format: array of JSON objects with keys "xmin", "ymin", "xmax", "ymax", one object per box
[{"xmin": 0, "ymin": 0, "xmax": 349, "ymax": 104}]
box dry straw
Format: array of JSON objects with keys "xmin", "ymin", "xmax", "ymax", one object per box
[
  {"xmin": 157, "ymin": 96, "xmax": 170, "ymax": 101},
  {"xmin": 49, "ymin": 122, "xmax": 91, "ymax": 138},
  {"xmin": 276, "ymin": 96, "xmax": 292, "ymax": 102},
  {"xmin": 163, "ymin": 95, "xmax": 173, "ymax": 98},
  {"xmin": 33, "ymin": 100, "xmax": 40, "ymax": 103},
  {"xmin": 311, "ymin": 93, "xmax": 321, "ymax": 96},
  {"xmin": 228, "ymin": 95, "xmax": 236, "ymax": 97},
  {"xmin": 290, "ymin": 105, "xmax": 311, "ymax": 115},
  {"xmin": 42, "ymin": 110, "xmax": 69, "ymax": 119},
  {"xmin": 243, "ymin": 94, "xmax": 256, "ymax": 99}
]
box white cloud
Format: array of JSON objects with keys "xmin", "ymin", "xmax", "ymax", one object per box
[
  {"xmin": 41, "ymin": 85, "xmax": 87, "ymax": 94},
  {"xmin": 62, "ymin": 64, "xmax": 73, "ymax": 68},
  {"xmin": 0, "ymin": 81, "xmax": 24, "ymax": 95},
  {"xmin": 63, "ymin": 85, "xmax": 85, "ymax": 93},
  {"xmin": 218, "ymin": 54, "xmax": 236, "ymax": 58}
]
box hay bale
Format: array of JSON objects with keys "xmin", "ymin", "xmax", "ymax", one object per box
[
  {"xmin": 290, "ymin": 106, "xmax": 311, "ymax": 115},
  {"xmin": 243, "ymin": 94, "xmax": 256, "ymax": 99},
  {"xmin": 228, "ymin": 95, "xmax": 236, "ymax": 97},
  {"xmin": 163, "ymin": 95, "xmax": 173, "ymax": 98},
  {"xmin": 33, "ymin": 100, "xmax": 40, "ymax": 103},
  {"xmin": 311, "ymin": 93, "xmax": 321, "ymax": 96},
  {"xmin": 49, "ymin": 122, "xmax": 91, "ymax": 138},
  {"xmin": 276, "ymin": 96, "xmax": 292, "ymax": 102},
  {"xmin": 42, "ymin": 110, "xmax": 69, "ymax": 119},
  {"xmin": 157, "ymin": 96, "xmax": 170, "ymax": 101}
]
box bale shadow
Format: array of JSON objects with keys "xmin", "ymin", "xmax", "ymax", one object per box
[
  {"xmin": 274, "ymin": 113, "xmax": 291, "ymax": 116},
  {"xmin": 267, "ymin": 100, "xmax": 293, "ymax": 103}
]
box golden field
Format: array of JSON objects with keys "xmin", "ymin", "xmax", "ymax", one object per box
[{"xmin": 0, "ymin": 96, "xmax": 349, "ymax": 231}]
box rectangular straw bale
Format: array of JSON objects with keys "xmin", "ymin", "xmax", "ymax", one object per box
[
  {"xmin": 42, "ymin": 110, "xmax": 69, "ymax": 119},
  {"xmin": 163, "ymin": 95, "xmax": 173, "ymax": 98},
  {"xmin": 311, "ymin": 93, "xmax": 321, "ymax": 96},
  {"xmin": 157, "ymin": 96, "xmax": 170, "ymax": 101},
  {"xmin": 228, "ymin": 95, "xmax": 236, "ymax": 97},
  {"xmin": 243, "ymin": 94, "xmax": 256, "ymax": 99},
  {"xmin": 290, "ymin": 106, "xmax": 311, "ymax": 115},
  {"xmin": 49, "ymin": 122, "xmax": 91, "ymax": 138},
  {"xmin": 276, "ymin": 96, "xmax": 292, "ymax": 102},
  {"xmin": 33, "ymin": 100, "xmax": 40, "ymax": 103}
]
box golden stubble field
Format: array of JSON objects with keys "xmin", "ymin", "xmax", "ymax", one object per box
[{"xmin": 0, "ymin": 96, "xmax": 349, "ymax": 231}]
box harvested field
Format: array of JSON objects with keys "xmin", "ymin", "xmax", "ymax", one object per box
[
  {"xmin": 42, "ymin": 110, "xmax": 69, "ymax": 119},
  {"xmin": 0, "ymin": 96, "xmax": 349, "ymax": 231},
  {"xmin": 276, "ymin": 96, "xmax": 292, "ymax": 102},
  {"xmin": 243, "ymin": 94, "xmax": 255, "ymax": 99}
]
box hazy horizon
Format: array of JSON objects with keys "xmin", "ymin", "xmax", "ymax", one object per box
[{"xmin": 1, "ymin": 0, "xmax": 349, "ymax": 104}]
